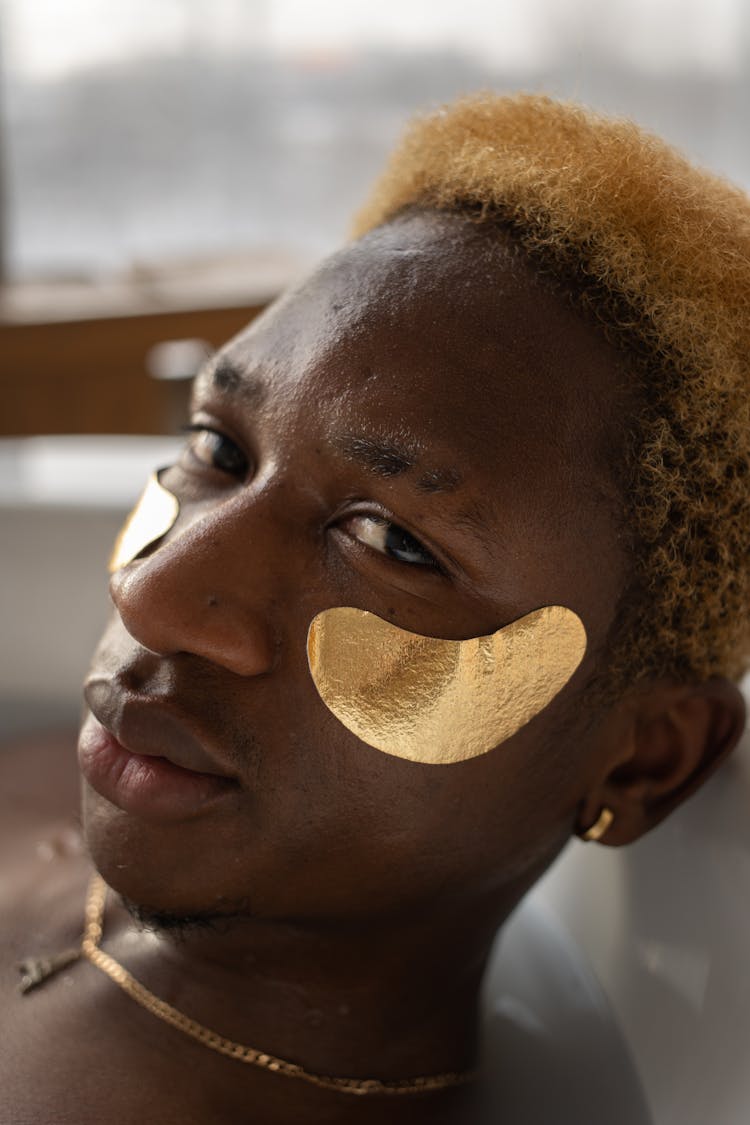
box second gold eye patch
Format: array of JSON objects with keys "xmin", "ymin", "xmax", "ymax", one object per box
[
  {"xmin": 307, "ymin": 606, "xmax": 587, "ymax": 764},
  {"xmin": 108, "ymin": 470, "xmax": 180, "ymax": 573}
]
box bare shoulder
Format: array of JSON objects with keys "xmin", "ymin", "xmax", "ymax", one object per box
[{"xmin": 0, "ymin": 731, "xmax": 102, "ymax": 1123}]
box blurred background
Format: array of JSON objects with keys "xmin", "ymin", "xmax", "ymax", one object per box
[
  {"xmin": 2, "ymin": 0, "xmax": 749, "ymax": 434},
  {"xmin": 1, "ymin": 0, "xmax": 749, "ymax": 726}
]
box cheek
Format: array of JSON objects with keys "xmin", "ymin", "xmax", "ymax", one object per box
[{"xmin": 333, "ymin": 733, "xmax": 579, "ymax": 913}]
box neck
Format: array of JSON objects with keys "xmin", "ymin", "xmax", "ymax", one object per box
[{"xmin": 102, "ymin": 882, "xmax": 517, "ymax": 1087}]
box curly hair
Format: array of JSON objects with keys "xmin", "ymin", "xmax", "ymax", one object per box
[{"xmin": 352, "ymin": 93, "xmax": 750, "ymax": 689}]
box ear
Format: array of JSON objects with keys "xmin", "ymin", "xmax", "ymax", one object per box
[{"xmin": 576, "ymin": 677, "xmax": 746, "ymax": 846}]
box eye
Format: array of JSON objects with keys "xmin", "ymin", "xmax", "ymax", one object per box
[
  {"xmin": 182, "ymin": 424, "xmax": 248, "ymax": 477},
  {"xmin": 344, "ymin": 514, "xmax": 439, "ymax": 569}
]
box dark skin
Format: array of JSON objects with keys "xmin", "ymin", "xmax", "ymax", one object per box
[{"xmin": 1, "ymin": 212, "xmax": 744, "ymax": 1125}]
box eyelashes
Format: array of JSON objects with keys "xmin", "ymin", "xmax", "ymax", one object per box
[
  {"xmin": 181, "ymin": 424, "xmax": 249, "ymax": 477},
  {"xmin": 339, "ymin": 514, "xmax": 440, "ymax": 570}
]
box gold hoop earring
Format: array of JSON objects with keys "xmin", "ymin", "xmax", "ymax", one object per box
[{"xmin": 580, "ymin": 807, "xmax": 614, "ymax": 842}]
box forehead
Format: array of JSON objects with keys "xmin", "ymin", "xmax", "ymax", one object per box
[{"xmin": 218, "ymin": 211, "xmax": 626, "ymax": 516}]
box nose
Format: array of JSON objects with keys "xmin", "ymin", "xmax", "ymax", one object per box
[{"xmin": 109, "ymin": 498, "xmax": 277, "ymax": 677}]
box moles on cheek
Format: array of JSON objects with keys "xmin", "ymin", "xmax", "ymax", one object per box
[{"xmin": 307, "ymin": 604, "xmax": 587, "ymax": 764}]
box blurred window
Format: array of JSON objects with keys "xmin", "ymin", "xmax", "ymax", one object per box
[
  {"xmin": 1, "ymin": 0, "xmax": 749, "ymax": 284},
  {"xmin": 1, "ymin": 0, "xmax": 748, "ymax": 437}
]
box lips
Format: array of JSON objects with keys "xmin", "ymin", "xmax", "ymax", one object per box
[{"xmin": 79, "ymin": 679, "xmax": 239, "ymax": 821}]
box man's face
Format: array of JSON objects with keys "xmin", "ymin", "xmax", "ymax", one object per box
[{"xmin": 79, "ymin": 212, "xmax": 630, "ymax": 923}]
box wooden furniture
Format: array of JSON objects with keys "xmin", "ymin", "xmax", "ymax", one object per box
[
  {"xmin": 1, "ymin": 302, "xmax": 265, "ymax": 436},
  {"xmin": 0, "ymin": 253, "xmax": 314, "ymax": 435}
]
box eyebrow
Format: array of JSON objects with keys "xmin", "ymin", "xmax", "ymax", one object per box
[
  {"xmin": 340, "ymin": 431, "xmax": 505, "ymax": 564},
  {"xmin": 338, "ymin": 434, "xmax": 463, "ymax": 494},
  {"xmin": 200, "ymin": 363, "xmax": 464, "ymax": 494},
  {"xmin": 204, "ymin": 356, "xmax": 268, "ymax": 406}
]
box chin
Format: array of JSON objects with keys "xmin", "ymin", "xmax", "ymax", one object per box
[{"xmin": 80, "ymin": 786, "xmax": 249, "ymax": 917}]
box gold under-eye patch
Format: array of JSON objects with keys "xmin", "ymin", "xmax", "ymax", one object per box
[
  {"xmin": 108, "ymin": 471, "xmax": 180, "ymax": 573},
  {"xmin": 307, "ymin": 606, "xmax": 587, "ymax": 764}
]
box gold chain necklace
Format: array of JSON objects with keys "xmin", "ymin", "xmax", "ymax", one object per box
[{"xmin": 47, "ymin": 873, "xmax": 474, "ymax": 1097}]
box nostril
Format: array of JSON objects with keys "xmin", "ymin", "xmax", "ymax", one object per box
[{"xmin": 207, "ymin": 595, "xmax": 219, "ymax": 608}]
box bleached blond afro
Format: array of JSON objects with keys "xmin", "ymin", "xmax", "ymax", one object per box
[{"xmin": 353, "ymin": 93, "xmax": 750, "ymax": 688}]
